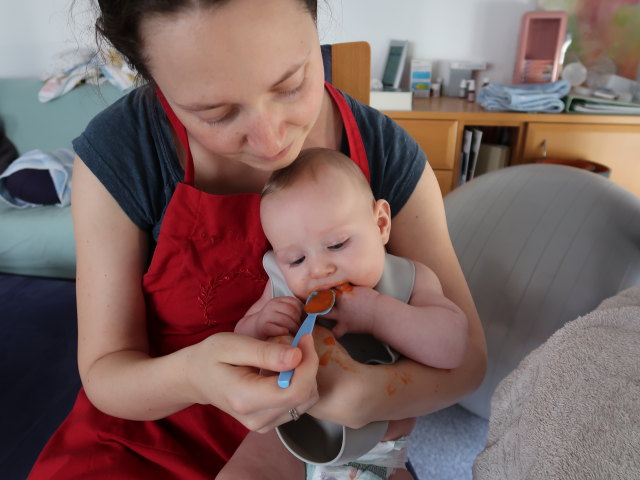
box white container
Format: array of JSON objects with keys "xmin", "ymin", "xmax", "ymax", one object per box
[{"xmin": 370, "ymin": 90, "xmax": 413, "ymax": 111}]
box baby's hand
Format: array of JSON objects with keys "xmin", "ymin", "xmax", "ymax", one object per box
[
  {"xmin": 323, "ymin": 286, "xmax": 380, "ymax": 338},
  {"xmin": 237, "ymin": 297, "xmax": 303, "ymax": 340},
  {"xmin": 256, "ymin": 296, "xmax": 303, "ymax": 339}
]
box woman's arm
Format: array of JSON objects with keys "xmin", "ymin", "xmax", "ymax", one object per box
[
  {"xmin": 73, "ymin": 157, "xmax": 319, "ymax": 432},
  {"xmin": 308, "ymin": 165, "xmax": 487, "ymax": 428}
]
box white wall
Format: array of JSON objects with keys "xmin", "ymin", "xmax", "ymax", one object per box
[
  {"xmin": 318, "ymin": 0, "xmax": 538, "ymax": 85},
  {"xmin": 0, "ymin": 0, "xmax": 95, "ymax": 78},
  {"xmin": 1, "ymin": 0, "xmax": 538, "ymax": 83}
]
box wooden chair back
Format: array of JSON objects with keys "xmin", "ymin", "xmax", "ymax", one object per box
[{"xmin": 330, "ymin": 42, "xmax": 371, "ymax": 105}]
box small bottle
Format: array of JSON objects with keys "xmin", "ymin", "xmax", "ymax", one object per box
[
  {"xmin": 459, "ymin": 79, "xmax": 467, "ymax": 98},
  {"xmin": 431, "ymin": 81, "xmax": 441, "ymax": 98},
  {"xmin": 466, "ymin": 79, "xmax": 476, "ymax": 102}
]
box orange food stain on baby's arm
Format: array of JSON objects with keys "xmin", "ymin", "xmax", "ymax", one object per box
[
  {"xmin": 332, "ymin": 354, "xmax": 358, "ymax": 373},
  {"xmin": 385, "ymin": 370, "xmax": 414, "ymax": 396},
  {"xmin": 318, "ymin": 350, "xmax": 332, "ymax": 366}
]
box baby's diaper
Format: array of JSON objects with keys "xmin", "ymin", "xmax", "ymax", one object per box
[{"xmin": 305, "ymin": 437, "xmax": 409, "ymax": 480}]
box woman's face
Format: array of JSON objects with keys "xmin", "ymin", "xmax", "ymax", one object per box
[{"xmin": 141, "ymin": 0, "xmax": 325, "ymax": 171}]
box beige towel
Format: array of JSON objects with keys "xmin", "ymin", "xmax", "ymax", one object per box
[{"xmin": 473, "ymin": 286, "xmax": 640, "ymax": 480}]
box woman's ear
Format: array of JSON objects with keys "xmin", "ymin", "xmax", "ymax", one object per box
[{"xmin": 374, "ymin": 199, "xmax": 392, "ymax": 244}]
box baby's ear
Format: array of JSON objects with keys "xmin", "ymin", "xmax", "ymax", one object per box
[{"xmin": 374, "ymin": 199, "xmax": 392, "ymax": 244}]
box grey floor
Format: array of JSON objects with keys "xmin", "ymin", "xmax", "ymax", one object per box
[{"xmin": 408, "ymin": 404, "xmax": 489, "ymax": 480}]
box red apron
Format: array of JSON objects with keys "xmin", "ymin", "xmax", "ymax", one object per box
[{"xmin": 28, "ymin": 82, "xmax": 369, "ymax": 479}]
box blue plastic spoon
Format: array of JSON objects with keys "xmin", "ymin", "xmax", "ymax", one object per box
[{"xmin": 277, "ymin": 289, "xmax": 336, "ymax": 389}]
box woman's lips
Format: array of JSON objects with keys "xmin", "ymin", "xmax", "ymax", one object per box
[{"xmin": 259, "ymin": 142, "xmax": 292, "ymax": 163}]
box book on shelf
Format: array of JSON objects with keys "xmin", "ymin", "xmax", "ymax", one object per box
[
  {"xmin": 474, "ymin": 144, "xmax": 510, "ymax": 176},
  {"xmin": 458, "ymin": 128, "xmax": 473, "ymax": 186},
  {"xmin": 565, "ymin": 94, "xmax": 640, "ymax": 115},
  {"xmin": 458, "ymin": 128, "xmax": 484, "ymax": 184},
  {"xmin": 467, "ymin": 128, "xmax": 483, "ymax": 181}
]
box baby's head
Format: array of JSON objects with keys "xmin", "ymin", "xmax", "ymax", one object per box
[{"xmin": 260, "ymin": 147, "xmax": 391, "ymax": 300}]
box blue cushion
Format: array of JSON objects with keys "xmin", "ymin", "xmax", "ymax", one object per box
[{"xmin": 0, "ymin": 273, "xmax": 80, "ymax": 480}]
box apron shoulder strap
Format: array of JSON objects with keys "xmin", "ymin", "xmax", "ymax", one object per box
[
  {"xmin": 324, "ymin": 82, "xmax": 369, "ymax": 182},
  {"xmin": 155, "ymin": 87, "xmax": 195, "ymax": 186}
]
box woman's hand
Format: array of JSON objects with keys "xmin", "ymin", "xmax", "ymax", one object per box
[
  {"xmin": 307, "ymin": 326, "xmax": 469, "ymax": 429},
  {"xmin": 186, "ymin": 332, "xmax": 319, "ymax": 433},
  {"xmin": 305, "ymin": 326, "xmax": 385, "ymax": 428}
]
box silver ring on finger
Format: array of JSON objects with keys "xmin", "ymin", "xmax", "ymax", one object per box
[{"xmin": 288, "ymin": 407, "xmax": 300, "ymax": 421}]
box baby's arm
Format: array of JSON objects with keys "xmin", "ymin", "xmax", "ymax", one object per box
[
  {"xmin": 235, "ymin": 281, "xmax": 303, "ymax": 340},
  {"xmin": 329, "ymin": 262, "xmax": 468, "ymax": 369}
]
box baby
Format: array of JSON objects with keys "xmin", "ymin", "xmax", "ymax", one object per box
[{"xmin": 221, "ymin": 147, "xmax": 468, "ymax": 480}]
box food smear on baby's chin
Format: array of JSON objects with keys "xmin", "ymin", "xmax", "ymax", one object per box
[
  {"xmin": 304, "ymin": 289, "xmax": 335, "ymax": 314},
  {"xmin": 333, "ymin": 283, "xmax": 353, "ymax": 295}
]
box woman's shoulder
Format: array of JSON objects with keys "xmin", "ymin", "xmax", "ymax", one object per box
[
  {"xmin": 341, "ymin": 92, "xmax": 425, "ymax": 167},
  {"xmin": 72, "ymin": 85, "xmax": 180, "ymax": 236},
  {"xmin": 340, "ymin": 91, "xmax": 427, "ymax": 216},
  {"xmin": 341, "ymin": 92, "xmax": 398, "ymax": 134},
  {"xmin": 82, "ymin": 85, "xmax": 160, "ymax": 132}
]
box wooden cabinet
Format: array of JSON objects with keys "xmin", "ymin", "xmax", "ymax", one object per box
[
  {"xmin": 523, "ymin": 122, "xmax": 640, "ymax": 196},
  {"xmin": 392, "ymin": 119, "xmax": 457, "ymax": 195},
  {"xmin": 385, "ymin": 97, "xmax": 640, "ymax": 198}
]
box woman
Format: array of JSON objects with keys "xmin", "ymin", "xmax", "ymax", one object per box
[{"xmin": 29, "ymin": 0, "xmax": 486, "ymax": 478}]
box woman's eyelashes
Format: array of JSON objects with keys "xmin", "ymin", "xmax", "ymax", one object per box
[
  {"xmin": 202, "ymin": 108, "xmax": 238, "ymax": 127},
  {"xmin": 279, "ymin": 80, "xmax": 305, "ymax": 98},
  {"xmin": 199, "ymin": 78, "xmax": 305, "ymax": 127}
]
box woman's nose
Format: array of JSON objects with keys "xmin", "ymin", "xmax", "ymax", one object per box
[{"xmin": 245, "ymin": 108, "xmax": 286, "ymax": 157}]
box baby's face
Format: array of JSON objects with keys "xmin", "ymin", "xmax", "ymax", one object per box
[{"xmin": 260, "ymin": 167, "xmax": 390, "ymax": 300}]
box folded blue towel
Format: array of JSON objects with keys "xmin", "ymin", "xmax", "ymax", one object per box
[
  {"xmin": 0, "ymin": 149, "xmax": 74, "ymax": 208},
  {"xmin": 478, "ymin": 80, "xmax": 571, "ymax": 113}
]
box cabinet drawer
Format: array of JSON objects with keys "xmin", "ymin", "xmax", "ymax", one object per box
[
  {"xmin": 394, "ymin": 119, "xmax": 458, "ymax": 170},
  {"xmin": 523, "ymin": 122, "xmax": 640, "ymax": 197}
]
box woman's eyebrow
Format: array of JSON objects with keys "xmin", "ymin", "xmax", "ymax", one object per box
[
  {"xmin": 176, "ymin": 99, "xmax": 226, "ymax": 112},
  {"xmin": 177, "ymin": 57, "xmax": 309, "ymax": 112},
  {"xmin": 271, "ymin": 59, "xmax": 306, "ymax": 88}
]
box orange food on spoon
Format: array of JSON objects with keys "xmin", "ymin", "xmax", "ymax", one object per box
[{"xmin": 304, "ymin": 289, "xmax": 336, "ymax": 314}]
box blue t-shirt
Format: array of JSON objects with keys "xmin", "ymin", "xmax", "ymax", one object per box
[{"xmin": 73, "ymin": 86, "xmax": 426, "ymax": 242}]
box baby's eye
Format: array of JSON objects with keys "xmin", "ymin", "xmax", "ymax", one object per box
[
  {"xmin": 290, "ymin": 256, "xmax": 305, "ymax": 266},
  {"xmin": 328, "ymin": 240, "xmax": 348, "ymax": 250}
]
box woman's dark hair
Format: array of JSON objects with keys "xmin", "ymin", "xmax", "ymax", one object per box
[{"xmin": 94, "ymin": 0, "xmax": 318, "ymax": 82}]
